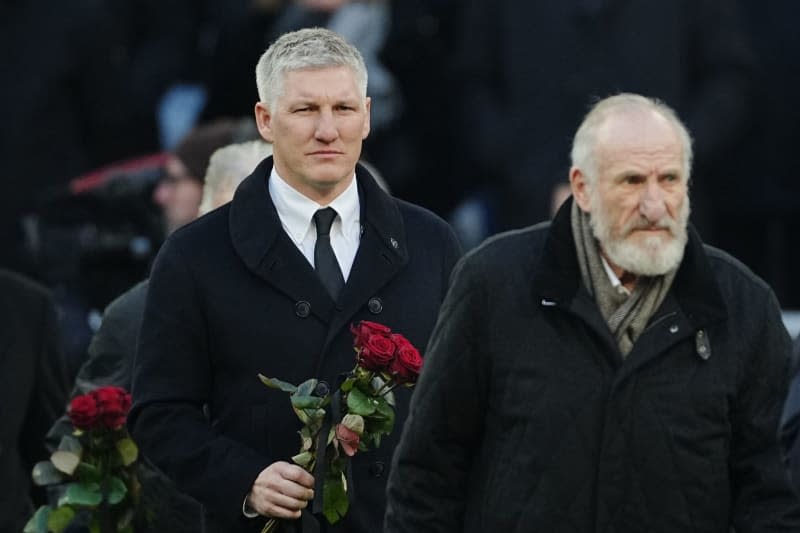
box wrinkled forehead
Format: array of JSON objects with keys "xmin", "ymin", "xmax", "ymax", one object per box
[
  {"xmin": 595, "ymin": 110, "xmax": 684, "ymax": 172},
  {"xmin": 597, "ymin": 108, "xmax": 682, "ymax": 152}
]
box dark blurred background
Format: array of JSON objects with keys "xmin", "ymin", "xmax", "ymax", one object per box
[{"xmin": 1, "ymin": 0, "xmax": 799, "ymax": 377}]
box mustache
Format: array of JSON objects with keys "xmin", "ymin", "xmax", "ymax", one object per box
[{"xmin": 621, "ymin": 216, "xmax": 678, "ymax": 235}]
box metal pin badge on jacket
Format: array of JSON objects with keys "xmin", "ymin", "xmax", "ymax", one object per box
[
  {"xmin": 389, "ymin": 237, "xmax": 399, "ymax": 249},
  {"xmin": 695, "ymin": 329, "xmax": 711, "ymax": 360}
]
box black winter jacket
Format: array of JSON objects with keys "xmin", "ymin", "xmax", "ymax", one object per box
[{"xmin": 385, "ymin": 199, "xmax": 800, "ymax": 532}]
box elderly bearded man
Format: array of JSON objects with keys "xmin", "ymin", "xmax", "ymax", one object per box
[{"xmin": 384, "ymin": 93, "xmax": 800, "ymax": 532}]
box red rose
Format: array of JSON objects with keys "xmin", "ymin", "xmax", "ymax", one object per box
[
  {"xmin": 388, "ymin": 334, "xmax": 423, "ymax": 385},
  {"xmin": 335, "ymin": 424, "xmax": 361, "ymax": 457},
  {"xmin": 350, "ymin": 321, "xmax": 392, "ymax": 348},
  {"xmin": 91, "ymin": 386, "xmax": 132, "ymax": 429},
  {"xmin": 69, "ymin": 394, "xmax": 99, "ymax": 430},
  {"xmin": 358, "ymin": 334, "xmax": 397, "ymax": 371}
]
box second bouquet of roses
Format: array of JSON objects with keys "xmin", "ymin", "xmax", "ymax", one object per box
[{"xmin": 258, "ymin": 320, "xmax": 423, "ymax": 530}]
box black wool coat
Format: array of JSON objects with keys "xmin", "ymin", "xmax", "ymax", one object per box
[
  {"xmin": 129, "ymin": 158, "xmax": 462, "ymax": 532},
  {"xmin": 385, "ymin": 199, "xmax": 800, "ymax": 532},
  {"xmin": 0, "ymin": 270, "xmax": 69, "ymax": 533}
]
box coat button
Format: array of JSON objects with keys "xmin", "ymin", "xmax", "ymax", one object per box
[
  {"xmin": 295, "ymin": 300, "xmax": 311, "ymax": 318},
  {"xmin": 368, "ymin": 297, "xmax": 383, "ymax": 314},
  {"xmin": 314, "ymin": 381, "xmax": 330, "ymax": 397},
  {"xmin": 369, "ymin": 461, "xmax": 385, "ymax": 477}
]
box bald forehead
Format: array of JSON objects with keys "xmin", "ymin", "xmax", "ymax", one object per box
[{"xmin": 596, "ymin": 107, "xmax": 682, "ymax": 155}]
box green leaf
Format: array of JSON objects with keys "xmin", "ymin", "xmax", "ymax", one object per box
[
  {"xmin": 23, "ymin": 505, "xmax": 50, "ymax": 533},
  {"xmin": 107, "ymin": 476, "xmax": 128, "ymax": 505},
  {"xmin": 50, "ymin": 451, "xmax": 81, "ymax": 476},
  {"xmin": 75, "ymin": 461, "xmax": 103, "ymax": 482},
  {"xmin": 47, "ymin": 506, "xmax": 76, "ymax": 533},
  {"xmin": 322, "ymin": 472, "xmax": 349, "ymax": 524},
  {"xmin": 295, "ymin": 407, "xmax": 312, "ymax": 425},
  {"xmin": 305, "ymin": 409, "xmax": 326, "ymax": 435},
  {"xmin": 292, "ymin": 451, "xmax": 314, "ymax": 467},
  {"xmin": 59, "ymin": 482, "xmax": 102, "ymax": 506},
  {"xmin": 341, "ymin": 414, "xmax": 364, "ymax": 435},
  {"xmin": 58, "ymin": 434, "xmax": 83, "ymax": 453},
  {"xmin": 115, "ymin": 437, "xmax": 139, "ymax": 466},
  {"xmin": 384, "ymin": 389, "xmax": 396, "ymax": 407},
  {"xmin": 258, "ymin": 374, "xmax": 298, "ymax": 393},
  {"xmin": 299, "ymin": 426, "xmax": 314, "ymax": 451},
  {"xmin": 340, "ymin": 377, "xmax": 355, "ymax": 393},
  {"xmin": 290, "ymin": 395, "xmax": 325, "ymax": 409},
  {"xmin": 366, "ymin": 418, "xmax": 394, "ymax": 440},
  {"xmin": 370, "ymin": 375, "xmax": 388, "ymax": 394},
  {"xmin": 32, "ymin": 461, "xmax": 64, "ymax": 486},
  {"xmin": 366, "ymin": 397, "xmax": 396, "ymax": 437},
  {"xmin": 346, "ymin": 387, "xmax": 376, "ymax": 416},
  {"xmin": 295, "ymin": 379, "xmax": 319, "ymax": 397}
]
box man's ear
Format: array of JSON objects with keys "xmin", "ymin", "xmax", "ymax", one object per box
[
  {"xmin": 570, "ymin": 167, "xmax": 592, "ymax": 212},
  {"xmin": 254, "ymin": 102, "xmax": 274, "ymax": 143},
  {"xmin": 362, "ymin": 97, "xmax": 371, "ymax": 139}
]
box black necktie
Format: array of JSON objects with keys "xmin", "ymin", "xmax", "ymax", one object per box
[{"xmin": 313, "ymin": 207, "xmax": 344, "ymax": 299}]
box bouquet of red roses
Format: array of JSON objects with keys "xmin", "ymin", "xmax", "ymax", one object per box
[
  {"xmin": 258, "ymin": 320, "xmax": 423, "ymax": 530},
  {"xmin": 26, "ymin": 386, "xmax": 142, "ymax": 533}
]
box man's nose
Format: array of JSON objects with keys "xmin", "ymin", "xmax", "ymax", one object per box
[
  {"xmin": 315, "ymin": 110, "xmax": 339, "ymax": 142},
  {"xmin": 639, "ymin": 180, "xmax": 666, "ymax": 222}
]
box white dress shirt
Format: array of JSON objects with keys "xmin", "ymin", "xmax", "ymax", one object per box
[
  {"xmin": 268, "ymin": 168, "xmax": 360, "ymax": 280},
  {"xmin": 601, "ymin": 256, "xmax": 632, "ymax": 297}
]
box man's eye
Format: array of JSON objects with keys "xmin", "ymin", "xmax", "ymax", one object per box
[{"xmin": 662, "ymin": 174, "xmax": 678, "ymax": 182}]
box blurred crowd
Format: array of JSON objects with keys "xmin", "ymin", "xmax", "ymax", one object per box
[
  {"xmin": 1, "ymin": 0, "xmax": 799, "ymax": 374},
  {"xmin": 2, "ymin": 1, "xmax": 800, "ymax": 530}
]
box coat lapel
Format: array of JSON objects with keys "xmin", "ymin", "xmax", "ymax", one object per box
[
  {"xmin": 229, "ymin": 158, "xmax": 408, "ymax": 340},
  {"xmin": 612, "ymin": 226, "xmax": 729, "ymax": 385},
  {"xmin": 229, "ymin": 157, "xmax": 336, "ymax": 322},
  {"xmin": 532, "ymin": 198, "xmax": 729, "ymax": 382},
  {"xmin": 316, "ymin": 164, "xmax": 409, "ymax": 367}
]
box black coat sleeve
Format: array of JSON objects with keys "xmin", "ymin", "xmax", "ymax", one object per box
[
  {"xmin": 20, "ymin": 284, "xmax": 70, "ymax": 479},
  {"xmin": 730, "ymin": 288, "xmax": 800, "ymax": 530},
  {"xmin": 128, "ymin": 238, "xmax": 268, "ymax": 523},
  {"xmin": 385, "ymin": 252, "xmax": 489, "ymax": 532},
  {"xmin": 47, "ymin": 282, "xmax": 146, "ymax": 450}
]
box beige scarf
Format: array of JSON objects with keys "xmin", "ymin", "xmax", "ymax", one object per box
[{"xmin": 571, "ymin": 202, "xmax": 676, "ymax": 357}]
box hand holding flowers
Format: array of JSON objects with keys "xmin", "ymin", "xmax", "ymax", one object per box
[{"xmin": 258, "ymin": 320, "xmax": 423, "ymax": 530}]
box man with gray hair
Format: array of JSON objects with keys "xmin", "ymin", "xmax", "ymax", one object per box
[
  {"xmin": 385, "ymin": 93, "xmax": 800, "ymax": 531},
  {"xmin": 199, "ymin": 140, "xmax": 273, "ymax": 215},
  {"xmin": 130, "ymin": 27, "xmax": 461, "ymax": 532}
]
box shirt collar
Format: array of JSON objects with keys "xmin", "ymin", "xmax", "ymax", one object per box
[{"xmin": 268, "ymin": 167, "xmax": 360, "ymax": 243}]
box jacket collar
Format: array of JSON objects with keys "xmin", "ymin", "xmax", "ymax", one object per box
[
  {"xmin": 229, "ymin": 157, "xmax": 408, "ymax": 327},
  {"xmin": 532, "ymin": 197, "xmax": 728, "ymax": 331}
]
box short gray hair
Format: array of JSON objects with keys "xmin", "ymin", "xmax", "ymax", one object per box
[
  {"xmin": 570, "ymin": 93, "xmax": 694, "ymax": 184},
  {"xmin": 255, "ymin": 27, "xmax": 368, "ymax": 111},
  {"xmin": 200, "ymin": 140, "xmax": 273, "ymax": 214}
]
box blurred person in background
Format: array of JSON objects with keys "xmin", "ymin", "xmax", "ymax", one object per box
[
  {"xmin": 0, "ymin": 270, "xmax": 68, "ymax": 533},
  {"xmin": 154, "ymin": 119, "xmax": 241, "ymax": 235},
  {"xmin": 711, "ymin": 0, "xmax": 800, "ymax": 309},
  {"xmin": 451, "ymin": 0, "xmax": 755, "ymax": 244},
  {"xmin": 48, "ymin": 138, "xmax": 273, "ymax": 533},
  {"xmin": 0, "ymin": 0, "xmax": 136, "ymax": 274}
]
